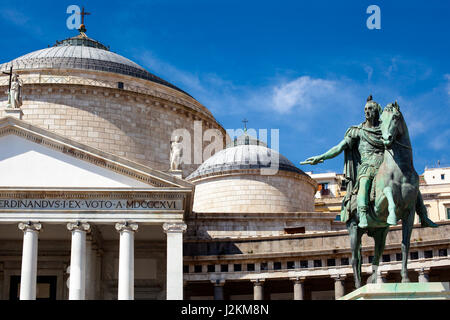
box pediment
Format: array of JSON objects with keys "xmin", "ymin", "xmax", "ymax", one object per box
[{"xmin": 0, "ymin": 117, "xmax": 192, "ymax": 189}]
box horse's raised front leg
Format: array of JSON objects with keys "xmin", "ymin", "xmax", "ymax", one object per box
[
  {"xmin": 367, "ymin": 227, "xmax": 389, "ymax": 284},
  {"xmin": 383, "ymin": 186, "xmax": 397, "ymax": 225},
  {"xmin": 401, "ymin": 206, "xmax": 416, "ymax": 282},
  {"xmin": 348, "ymin": 220, "xmax": 364, "ymax": 288}
]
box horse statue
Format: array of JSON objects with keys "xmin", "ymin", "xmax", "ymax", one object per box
[
  {"xmin": 302, "ymin": 98, "xmax": 438, "ymax": 289},
  {"xmin": 349, "ymin": 101, "xmax": 437, "ymax": 287}
]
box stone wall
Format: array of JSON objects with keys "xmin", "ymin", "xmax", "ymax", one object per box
[{"xmin": 192, "ymin": 172, "xmax": 316, "ymax": 213}]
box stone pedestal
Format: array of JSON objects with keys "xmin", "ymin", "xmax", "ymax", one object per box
[
  {"xmin": 339, "ymin": 282, "xmax": 450, "ymax": 300},
  {"xmin": 4, "ymin": 108, "xmax": 23, "ymax": 120}
]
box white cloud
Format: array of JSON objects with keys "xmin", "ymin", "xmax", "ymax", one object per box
[{"xmin": 271, "ymin": 76, "xmax": 337, "ymax": 113}]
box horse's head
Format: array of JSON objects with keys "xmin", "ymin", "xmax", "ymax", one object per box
[{"xmin": 380, "ymin": 101, "xmax": 404, "ymax": 148}]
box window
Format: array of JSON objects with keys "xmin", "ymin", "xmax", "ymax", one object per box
[
  {"xmin": 319, "ymin": 183, "xmax": 330, "ymax": 196},
  {"xmin": 300, "ymin": 260, "xmax": 309, "ymax": 269},
  {"xmin": 274, "ymin": 262, "xmax": 282, "ymax": 270},
  {"xmin": 117, "ymin": 81, "xmax": 124, "ymax": 89},
  {"xmin": 341, "ymin": 257, "xmax": 349, "ymax": 265},
  {"xmin": 247, "ymin": 264, "xmax": 255, "ymax": 272},
  {"xmin": 382, "ymin": 254, "xmax": 391, "ymax": 262},
  {"xmin": 441, "ymin": 174, "xmax": 445, "ymax": 180},
  {"xmin": 438, "ymin": 249, "xmax": 448, "ymax": 257},
  {"xmin": 207, "ymin": 265, "xmax": 215, "ymax": 272},
  {"xmin": 220, "ymin": 264, "xmax": 228, "ymax": 272},
  {"xmin": 327, "ymin": 259, "xmax": 336, "ymax": 266},
  {"xmin": 335, "ymin": 215, "xmax": 341, "ymax": 222},
  {"xmin": 287, "ymin": 261, "xmax": 295, "ymax": 269},
  {"xmin": 313, "ymin": 260, "xmax": 322, "ymax": 268},
  {"xmin": 424, "ymin": 250, "xmax": 433, "ymax": 259},
  {"xmin": 183, "ymin": 265, "xmax": 189, "ymax": 273},
  {"xmin": 233, "ymin": 264, "xmax": 242, "ymax": 272},
  {"xmin": 194, "ymin": 265, "xmax": 202, "ymax": 273},
  {"xmin": 447, "ymin": 208, "xmax": 450, "ymax": 220},
  {"xmin": 260, "ymin": 262, "xmax": 268, "ymax": 271},
  {"xmin": 396, "ymin": 253, "xmax": 402, "ymax": 261},
  {"xmin": 368, "ymin": 256, "xmax": 374, "ymax": 263},
  {"xmin": 410, "ymin": 252, "xmax": 419, "ymax": 260}
]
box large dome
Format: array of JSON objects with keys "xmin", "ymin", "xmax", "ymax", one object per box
[
  {"xmin": 0, "ymin": 32, "xmax": 189, "ymax": 96},
  {"xmin": 0, "ymin": 28, "xmax": 224, "ymax": 177}
]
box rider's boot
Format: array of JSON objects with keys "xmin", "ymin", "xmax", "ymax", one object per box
[
  {"xmin": 358, "ymin": 206, "xmax": 369, "ymax": 228},
  {"xmin": 416, "ymin": 193, "xmax": 439, "ymax": 228}
]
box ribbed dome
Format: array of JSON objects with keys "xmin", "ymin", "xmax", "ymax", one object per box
[
  {"xmin": 0, "ymin": 32, "xmax": 189, "ymax": 96},
  {"xmin": 187, "ymin": 140, "xmax": 306, "ymax": 180}
]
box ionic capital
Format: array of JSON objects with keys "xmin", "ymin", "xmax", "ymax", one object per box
[
  {"xmin": 18, "ymin": 221, "xmax": 42, "ymax": 232},
  {"xmin": 211, "ymin": 279, "xmax": 226, "ymax": 286},
  {"xmin": 290, "ymin": 276, "xmax": 306, "ymax": 283},
  {"xmin": 415, "ymin": 267, "xmax": 431, "ymax": 275},
  {"xmin": 331, "ymin": 274, "xmax": 347, "ymax": 281},
  {"xmin": 162, "ymin": 222, "xmax": 187, "ymax": 234},
  {"xmin": 67, "ymin": 221, "xmax": 90, "ymax": 232},
  {"xmin": 251, "ymin": 279, "xmax": 265, "ymax": 286},
  {"xmin": 115, "ymin": 222, "xmax": 138, "ymax": 233}
]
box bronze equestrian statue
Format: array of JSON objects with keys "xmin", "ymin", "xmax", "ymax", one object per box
[{"xmin": 302, "ymin": 96, "xmax": 437, "ymax": 288}]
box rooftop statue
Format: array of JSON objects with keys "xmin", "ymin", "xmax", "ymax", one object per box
[{"xmin": 302, "ymin": 96, "xmax": 438, "ymax": 288}]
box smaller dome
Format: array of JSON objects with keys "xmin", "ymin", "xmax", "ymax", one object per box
[{"xmin": 187, "ymin": 135, "xmax": 306, "ymax": 180}]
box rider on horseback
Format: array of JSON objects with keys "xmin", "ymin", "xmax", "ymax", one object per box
[{"xmin": 303, "ymin": 95, "xmax": 437, "ymax": 229}]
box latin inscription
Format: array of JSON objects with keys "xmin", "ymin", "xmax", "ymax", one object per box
[{"xmin": 0, "ymin": 199, "xmax": 179, "ymax": 211}]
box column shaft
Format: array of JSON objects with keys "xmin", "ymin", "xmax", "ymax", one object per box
[
  {"xmin": 68, "ymin": 222, "xmax": 90, "ymax": 300},
  {"xmin": 118, "ymin": 229, "xmax": 134, "ymax": 299},
  {"xmin": 19, "ymin": 227, "xmax": 39, "ymax": 300},
  {"xmin": 293, "ymin": 280, "xmax": 305, "ymax": 300},
  {"xmin": 116, "ymin": 222, "xmax": 138, "ymax": 300},
  {"xmin": 163, "ymin": 223, "xmax": 187, "ymax": 300},
  {"xmin": 334, "ymin": 278, "xmax": 345, "ymax": 299},
  {"xmin": 252, "ymin": 280, "xmax": 264, "ymax": 300}
]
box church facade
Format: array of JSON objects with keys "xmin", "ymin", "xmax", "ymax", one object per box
[{"xmin": 0, "ymin": 27, "xmax": 449, "ymax": 300}]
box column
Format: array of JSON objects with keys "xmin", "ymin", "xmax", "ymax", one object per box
[
  {"xmin": 290, "ymin": 277, "xmax": 306, "ymax": 300},
  {"xmin": 331, "ymin": 274, "xmax": 346, "ymax": 300},
  {"xmin": 252, "ymin": 279, "xmax": 265, "ymax": 300},
  {"xmin": 416, "ymin": 267, "xmax": 431, "ymax": 283},
  {"xmin": 212, "ymin": 279, "xmax": 225, "ymax": 300},
  {"xmin": 163, "ymin": 222, "xmax": 187, "ymax": 300},
  {"xmin": 67, "ymin": 221, "xmax": 90, "ymax": 300},
  {"xmin": 18, "ymin": 222, "xmax": 42, "ymax": 300},
  {"xmin": 379, "ymin": 271, "xmax": 389, "ymax": 283},
  {"xmin": 115, "ymin": 222, "xmax": 138, "ymax": 300}
]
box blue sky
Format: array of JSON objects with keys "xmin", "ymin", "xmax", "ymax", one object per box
[{"xmin": 1, "ymin": 0, "xmax": 449, "ymax": 174}]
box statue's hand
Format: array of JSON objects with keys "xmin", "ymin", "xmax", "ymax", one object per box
[{"xmin": 301, "ymin": 156, "xmax": 323, "ymax": 165}]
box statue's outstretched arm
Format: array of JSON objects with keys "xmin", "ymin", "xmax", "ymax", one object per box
[{"xmin": 302, "ymin": 139, "xmax": 348, "ymax": 165}]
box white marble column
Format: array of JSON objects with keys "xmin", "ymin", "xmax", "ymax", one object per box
[
  {"xmin": 18, "ymin": 222, "xmax": 42, "ymax": 300},
  {"xmin": 67, "ymin": 221, "xmax": 90, "ymax": 300},
  {"xmin": 332, "ymin": 274, "xmax": 346, "ymax": 300},
  {"xmin": 416, "ymin": 267, "xmax": 431, "ymax": 283},
  {"xmin": 252, "ymin": 279, "xmax": 265, "ymax": 300},
  {"xmin": 212, "ymin": 279, "xmax": 225, "ymax": 300},
  {"xmin": 115, "ymin": 222, "xmax": 138, "ymax": 300},
  {"xmin": 163, "ymin": 222, "xmax": 187, "ymax": 300},
  {"xmin": 291, "ymin": 277, "xmax": 306, "ymax": 300}
]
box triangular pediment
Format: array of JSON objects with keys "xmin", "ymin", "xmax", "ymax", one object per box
[{"xmin": 0, "ymin": 117, "xmax": 193, "ymax": 189}]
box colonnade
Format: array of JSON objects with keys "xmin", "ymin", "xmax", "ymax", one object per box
[{"xmin": 17, "ymin": 221, "xmax": 186, "ymax": 300}]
